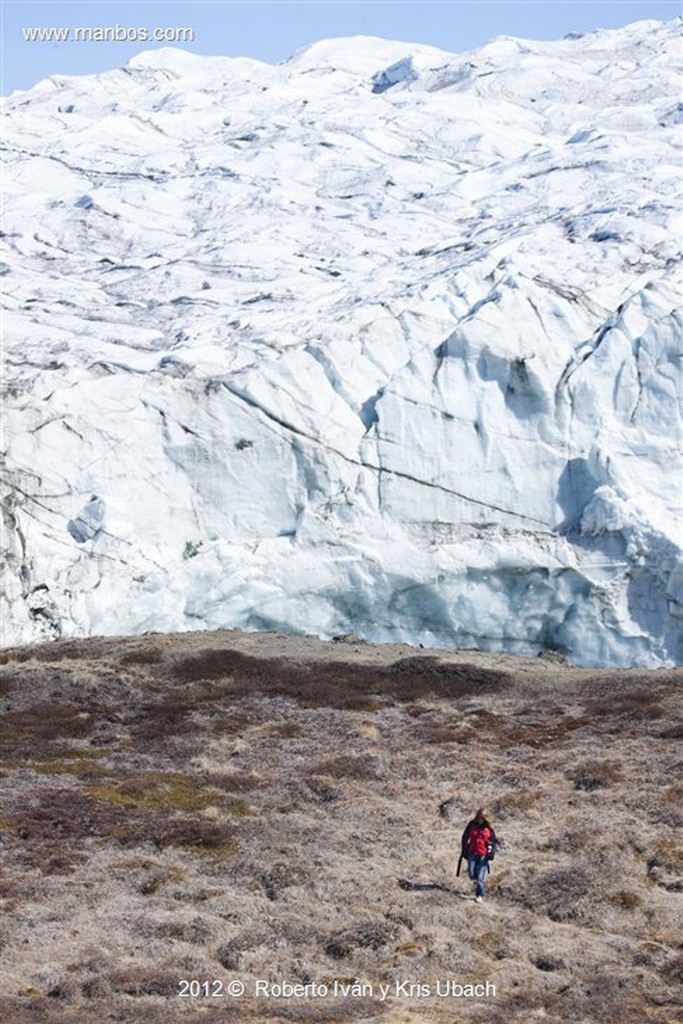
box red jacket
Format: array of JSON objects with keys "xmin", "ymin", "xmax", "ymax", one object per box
[{"xmin": 462, "ymin": 823, "xmax": 492, "ymax": 858}]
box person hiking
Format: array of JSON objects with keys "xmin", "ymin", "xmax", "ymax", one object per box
[{"xmin": 459, "ymin": 808, "xmax": 497, "ymax": 903}]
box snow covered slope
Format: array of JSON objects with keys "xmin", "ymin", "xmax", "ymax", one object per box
[{"xmin": 1, "ymin": 19, "xmax": 681, "ymax": 665}]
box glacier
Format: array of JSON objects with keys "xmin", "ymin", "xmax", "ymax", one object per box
[{"xmin": 1, "ymin": 19, "xmax": 681, "ymax": 665}]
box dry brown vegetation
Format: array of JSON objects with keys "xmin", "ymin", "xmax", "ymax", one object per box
[{"xmin": 0, "ymin": 628, "xmax": 681, "ymax": 1023}]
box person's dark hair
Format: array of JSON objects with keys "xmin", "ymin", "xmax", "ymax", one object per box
[{"xmin": 474, "ymin": 807, "xmax": 493, "ymax": 829}]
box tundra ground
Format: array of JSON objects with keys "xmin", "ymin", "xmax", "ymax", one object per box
[{"xmin": 0, "ymin": 629, "xmax": 681, "ymax": 1023}]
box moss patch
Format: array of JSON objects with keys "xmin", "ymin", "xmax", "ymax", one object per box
[
  {"xmin": 29, "ymin": 752, "xmax": 111, "ymax": 777},
  {"xmin": 86, "ymin": 772, "xmax": 229, "ymax": 813}
]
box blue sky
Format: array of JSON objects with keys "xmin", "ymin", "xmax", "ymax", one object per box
[{"xmin": 2, "ymin": 1, "xmax": 681, "ymax": 94}]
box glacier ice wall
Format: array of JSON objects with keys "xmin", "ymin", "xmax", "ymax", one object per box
[{"xmin": 1, "ymin": 20, "xmax": 681, "ymax": 665}]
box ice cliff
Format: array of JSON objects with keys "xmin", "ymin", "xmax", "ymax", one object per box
[{"xmin": 1, "ymin": 19, "xmax": 681, "ymax": 665}]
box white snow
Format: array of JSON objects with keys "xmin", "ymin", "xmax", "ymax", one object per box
[{"xmin": 1, "ymin": 18, "xmax": 681, "ymax": 665}]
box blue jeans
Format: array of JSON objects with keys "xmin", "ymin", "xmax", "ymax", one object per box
[{"xmin": 468, "ymin": 854, "xmax": 489, "ymax": 897}]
